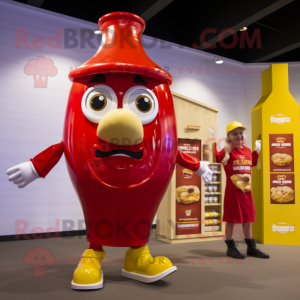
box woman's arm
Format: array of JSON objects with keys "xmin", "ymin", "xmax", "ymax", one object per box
[
  {"xmin": 252, "ymin": 140, "xmax": 261, "ymax": 167},
  {"xmin": 209, "ymin": 127, "xmax": 225, "ymax": 164},
  {"xmin": 215, "ymin": 144, "xmax": 225, "ymax": 164}
]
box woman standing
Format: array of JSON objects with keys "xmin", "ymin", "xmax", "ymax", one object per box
[{"xmin": 210, "ymin": 121, "xmax": 269, "ymax": 259}]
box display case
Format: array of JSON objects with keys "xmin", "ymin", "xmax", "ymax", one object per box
[
  {"xmin": 156, "ymin": 92, "xmax": 225, "ymax": 244},
  {"xmin": 251, "ymin": 64, "xmax": 300, "ymax": 245},
  {"xmin": 203, "ymin": 163, "xmax": 223, "ymax": 234}
]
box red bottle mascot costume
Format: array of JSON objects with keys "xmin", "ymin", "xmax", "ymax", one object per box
[{"xmin": 7, "ymin": 12, "xmax": 212, "ymax": 289}]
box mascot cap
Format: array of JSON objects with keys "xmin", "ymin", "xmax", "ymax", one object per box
[{"xmin": 69, "ymin": 12, "xmax": 173, "ymax": 85}]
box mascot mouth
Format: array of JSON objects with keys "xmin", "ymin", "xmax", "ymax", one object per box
[
  {"xmin": 93, "ymin": 141, "xmax": 144, "ymax": 160},
  {"xmin": 95, "ymin": 149, "xmax": 143, "ymax": 160}
]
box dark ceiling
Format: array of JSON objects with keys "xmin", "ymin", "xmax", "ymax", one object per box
[{"xmin": 14, "ymin": 0, "xmax": 300, "ymax": 63}]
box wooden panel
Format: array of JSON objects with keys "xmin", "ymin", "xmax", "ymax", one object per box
[
  {"xmin": 156, "ymin": 92, "xmax": 225, "ymax": 243},
  {"xmin": 173, "ymin": 91, "xmax": 218, "ymax": 163},
  {"xmin": 156, "ymin": 178, "xmax": 171, "ymax": 237},
  {"xmin": 157, "ymin": 235, "xmax": 224, "ymax": 244},
  {"xmin": 171, "ymin": 91, "xmax": 219, "ymax": 112}
]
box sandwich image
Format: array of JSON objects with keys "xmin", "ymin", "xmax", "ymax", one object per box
[
  {"xmin": 271, "ymin": 186, "xmax": 294, "ymax": 203},
  {"xmin": 230, "ymin": 174, "xmax": 251, "ymax": 192},
  {"xmin": 271, "ymin": 153, "xmax": 292, "ymax": 167},
  {"xmin": 176, "ymin": 185, "xmax": 200, "ymax": 204}
]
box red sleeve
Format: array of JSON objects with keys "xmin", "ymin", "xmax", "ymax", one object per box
[
  {"xmin": 176, "ymin": 151, "xmax": 200, "ymax": 171},
  {"xmin": 252, "ymin": 150, "xmax": 259, "ymax": 167},
  {"xmin": 30, "ymin": 142, "xmax": 64, "ymax": 178},
  {"xmin": 215, "ymin": 144, "xmax": 225, "ymax": 163}
]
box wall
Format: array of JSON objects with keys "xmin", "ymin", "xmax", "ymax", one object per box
[{"xmin": 0, "ymin": 0, "xmax": 299, "ymax": 236}]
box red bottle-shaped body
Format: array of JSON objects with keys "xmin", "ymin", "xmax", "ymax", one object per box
[{"xmin": 63, "ymin": 12, "xmax": 177, "ymax": 246}]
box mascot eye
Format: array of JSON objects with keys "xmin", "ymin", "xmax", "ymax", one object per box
[
  {"xmin": 90, "ymin": 94, "xmax": 107, "ymax": 111},
  {"xmin": 123, "ymin": 86, "xmax": 159, "ymax": 125},
  {"xmin": 135, "ymin": 96, "xmax": 152, "ymax": 113},
  {"xmin": 81, "ymin": 85, "xmax": 118, "ymax": 123}
]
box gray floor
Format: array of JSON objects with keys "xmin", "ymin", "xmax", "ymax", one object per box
[{"xmin": 1, "ymin": 230, "xmax": 299, "ymax": 300}]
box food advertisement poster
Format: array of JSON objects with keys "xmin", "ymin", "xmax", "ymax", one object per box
[
  {"xmin": 269, "ymin": 134, "xmax": 294, "ymax": 172},
  {"xmin": 270, "ymin": 174, "xmax": 295, "ymax": 204},
  {"xmin": 176, "ymin": 139, "xmax": 201, "ymax": 235}
]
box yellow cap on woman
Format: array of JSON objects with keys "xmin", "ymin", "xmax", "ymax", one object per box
[{"xmin": 226, "ymin": 121, "xmax": 246, "ymax": 134}]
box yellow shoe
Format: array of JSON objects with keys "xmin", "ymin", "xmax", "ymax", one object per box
[
  {"xmin": 122, "ymin": 245, "xmax": 177, "ymax": 283},
  {"xmin": 71, "ymin": 249, "xmax": 105, "ymax": 290}
]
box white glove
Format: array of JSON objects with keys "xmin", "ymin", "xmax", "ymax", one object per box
[
  {"xmin": 196, "ymin": 161, "xmax": 213, "ymax": 184},
  {"xmin": 208, "ymin": 126, "xmax": 215, "ymax": 141},
  {"xmin": 255, "ymin": 140, "xmax": 261, "ymax": 153},
  {"xmin": 7, "ymin": 162, "xmax": 40, "ymax": 188}
]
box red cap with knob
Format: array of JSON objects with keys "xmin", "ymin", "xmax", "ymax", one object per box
[{"xmin": 69, "ymin": 12, "xmax": 172, "ymax": 85}]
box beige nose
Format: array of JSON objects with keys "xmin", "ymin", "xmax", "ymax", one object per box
[{"xmin": 97, "ymin": 109, "xmax": 143, "ymax": 145}]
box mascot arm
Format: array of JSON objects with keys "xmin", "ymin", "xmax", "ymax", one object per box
[
  {"xmin": 30, "ymin": 142, "xmax": 64, "ymax": 178},
  {"xmin": 176, "ymin": 151, "xmax": 212, "ymax": 184}
]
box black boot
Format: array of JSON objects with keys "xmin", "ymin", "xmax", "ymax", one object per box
[
  {"xmin": 245, "ymin": 238, "xmax": 270, "ymax": 258},
  {"xmin": 225, "ymin": 240, "xmax": 246, "ymax": 259}
]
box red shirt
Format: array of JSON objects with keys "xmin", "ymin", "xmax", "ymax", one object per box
[{"xmin": 216, "ymin": 145, "xmax": 259, "ymax": 223}]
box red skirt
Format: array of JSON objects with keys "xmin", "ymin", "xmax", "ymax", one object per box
[{"xmin": 222, "ymin": 180, "xmax": 256, "ymax": 223}]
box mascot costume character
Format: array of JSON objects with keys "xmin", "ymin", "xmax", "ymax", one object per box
[{"xmin": 7, "ymin": 12, "xmax": 212, "ymax": 290}]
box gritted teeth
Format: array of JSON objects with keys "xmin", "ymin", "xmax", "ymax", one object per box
[
  {"xmin": 96, "ymin": 138, "xmax": 144, "ymax": 152},
  {"xmin": 95, "ymin": 149, "xmax": 143, "ymax": 160}
]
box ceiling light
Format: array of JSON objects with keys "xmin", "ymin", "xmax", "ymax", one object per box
[
  {"xmin": 94, "ymin": 27, "xmax": 102, "ymax": 34},
  {"xmin": 213, "ymin": 57, "xmax": 223, "ymax": 64},
  {"xmin": 240, "ymin": 27, "xmax": 247, "ymax": 31}
]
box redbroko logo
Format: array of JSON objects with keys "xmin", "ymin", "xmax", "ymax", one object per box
[
  {"xmin": 24, "ymin": 246, "xmax": 56, "ymax": 277},
  {"xmin": 15, "ymin": 27, "xmax": 262, "ymax": 50},
  {"xmin": 24, "ymin": 56, "xmax": 57, "ymax": 88}
]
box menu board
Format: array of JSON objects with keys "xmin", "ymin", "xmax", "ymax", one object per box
[
  {"xmin": 176, "ymin": 139, "xmax": 201, "ymax": 235},
  {"xmin": 269, "ymin": 134, "xmax": 294, "ymax": 172},
  {"xmin": 270, "ymin": 174, "xmax": 295, "ymax": 204}
]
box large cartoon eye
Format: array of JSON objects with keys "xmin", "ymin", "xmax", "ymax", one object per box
[
  {"xmin": 81, "ymin": 85, "xmax": 117, "ymax": 123},
  {"xmin": 123, "ymin": 86, "xmax": 159, "ymax": 124},
  {"xmin": 135, "ymin": 96, "xmax": 152, "ymax": 112},
  {"xmin": 89, "ymin": 94, "xmax": 107, "ymax": 111}
]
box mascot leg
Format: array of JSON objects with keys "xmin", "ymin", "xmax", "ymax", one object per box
[
  {"xmin": 71, "ymin": 244, "xmax": 105, "ymax": 290},
  {"xmin": 122, "ymin": 244, "xmax": 177, "ymax": 283}
]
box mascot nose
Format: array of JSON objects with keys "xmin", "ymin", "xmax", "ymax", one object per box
[{"xmin": 97, "ymin": 109, "xmax": 144, "ymax": 145}]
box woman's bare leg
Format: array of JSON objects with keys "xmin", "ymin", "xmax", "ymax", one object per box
[
  {"xmin": 225, "ymin": 222, "xmax": 235, "ymax": 240},
  {"xmin": 242, "ymin": 223, "xmax": 253, "ymax": 239}
]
